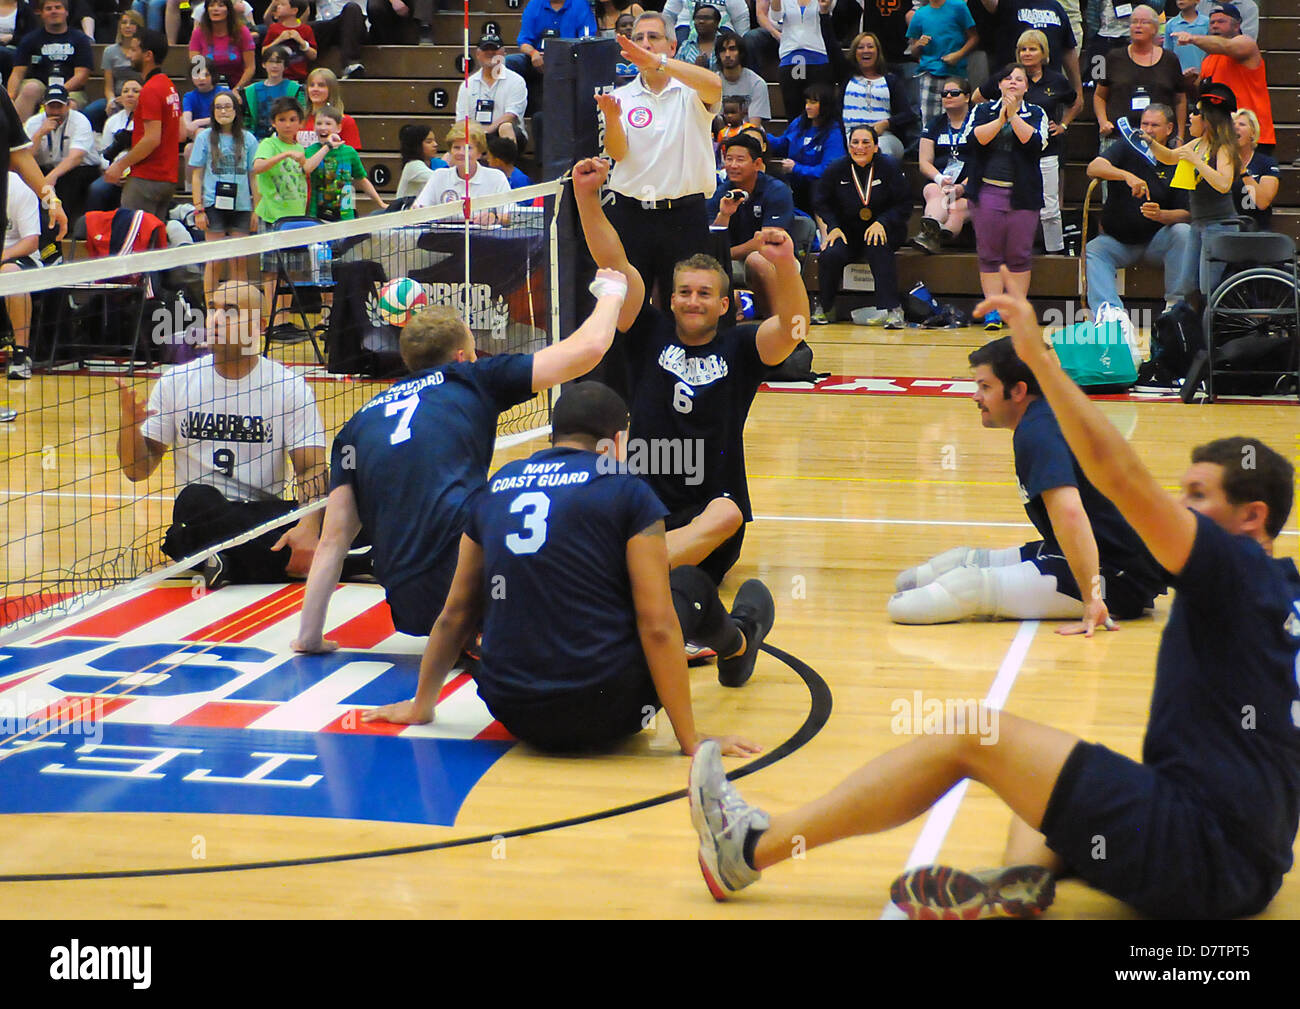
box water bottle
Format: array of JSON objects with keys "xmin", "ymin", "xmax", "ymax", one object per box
[{"xmin": 314, "ymin": 241, "xmax": 333, "ymax": 285}]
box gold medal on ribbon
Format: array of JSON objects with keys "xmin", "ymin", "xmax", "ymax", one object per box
[{"xmin": 851, "ymin": 161, "xmax": 875, "ymax": 226}]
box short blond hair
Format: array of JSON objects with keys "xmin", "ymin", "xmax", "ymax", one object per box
[
  {"xmin": 1016, "ymin": 29, "xmax": 1050, "ymax": 61},
  {"xmin": 400, "ymin": 304, "xmax": 472, "ymax": 372},
  {"xmin": 444, "ymin": 120, "xmax": 489, "ymax": 157},
  {"xmin": 1234, "ymin": 108, "xmax": 1261, "ymax": 144}
]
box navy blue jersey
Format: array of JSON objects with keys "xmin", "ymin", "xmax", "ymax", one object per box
[
  {"xmin": 623, "ymin": 305, "xmax": 770, "ymax": 520},
  {"xmin": 466, "ymin": 446, "xmax": 668, "ymax": 709},
  {"xmin": 1147, "ymin": 512, "xmax": 1300, "ymax": 886},
  {"xmin": 1013, "ymin": 397, "xmax": 1166, "ymax": 604},
  {"xmin": 329, "ymin": 354, "xmax": 534, "ymax": 595},
  {"xmin": 706, "ymin": 172, "xmax": 796, "ymax": 249}
]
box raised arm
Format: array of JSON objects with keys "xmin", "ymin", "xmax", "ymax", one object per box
[
  {"xmin": 753, "ymin": 228, "xmax": 810, "ymax": 366},
  {"xmin": 981, "ymin": 279, "xmax": 1198, "ymax": 575},
  {"xmin": 571, "ymin": 156, "xmax": 646, "ymax": 330},
  {"xmin": 529, "ymin": 269, "xmax": 629, "ymax": 391},
  {"xmin": 617, "ymin": 32, "xmax": 721, "ymax": 108},
  {"xmin": 114, "ymin": 378, "xmax": 166, "ymax": 481}
]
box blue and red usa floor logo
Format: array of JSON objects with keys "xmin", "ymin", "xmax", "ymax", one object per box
[{"xmin": 0, "ymin": 584, "xmax": 514, "ymax": 826}]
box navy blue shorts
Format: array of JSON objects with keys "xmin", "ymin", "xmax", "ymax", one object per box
[
  {"xmin": 384, "ymin": 552, "xmax": 457, "ymax": 636},
  {"xmin": 1020, "ymin": 541, "xmax": 1154, "ymax": 620},
  {"xmin": 1041, "ymin": 741, "xmax": 1280, "ymax": 918},
  {"xmin": 483, "ymin": 669, "xmax": 661, "ymax": 752}
]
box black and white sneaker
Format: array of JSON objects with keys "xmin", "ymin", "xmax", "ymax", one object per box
[
  {"xmin": 716, "ymin": 579, "xmax": 775, "ymax": 688},
  {"xmin": 7, "ymin": 348, "xmax": 31, "ymax": 380},
  {"xmin": 201, "ymin": 552, "xmax": 230, "ymax": 591},
  {"xmin": 342, "ymin": 63, "xmax": 366, "ymax": 80}
]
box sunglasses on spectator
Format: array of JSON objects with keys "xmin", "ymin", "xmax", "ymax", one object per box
[{"xmin": 941, "ymin": 89, "xmax": 965, "ymax": 96}]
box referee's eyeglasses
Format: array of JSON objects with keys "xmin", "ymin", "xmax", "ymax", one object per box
[{"xmin": 633, "ymin": 29, "xmax": 667, "ymax": 44}]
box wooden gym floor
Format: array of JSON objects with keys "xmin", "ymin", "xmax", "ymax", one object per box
[{"xmin": 0, "ymin": 322, "xmax": 1297, "ymax": 919}]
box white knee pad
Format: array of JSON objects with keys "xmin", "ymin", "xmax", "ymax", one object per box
[
  {"xmin": 894, "ymin": 545, "xmax": 1021, "ymax": 591},
  {"xmin": 888, "ymin": 565, "xmax": 991, "ymax": 624}
]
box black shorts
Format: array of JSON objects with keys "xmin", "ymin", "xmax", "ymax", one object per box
[
  {"xmin": 484, "ymin": 669, "xmax": 661, "ymax": 752},
  {"xmin": 202, "ymin": 207, "xmax": 251, "ymax": 233},
  {"xmin": 384, "ymin": 551, "xmax": 458, "ymax": 636},
  {"xmin": 1020, "ymin": 541, "xmax": 1154, "ymax": 620},
  {"xmin": 1041, "ymin": 741, "xmax": 1280, "ymax": 918},
  {"xmin": 665, "ymin": 499, "xmax": 746, "ymax": 586}
]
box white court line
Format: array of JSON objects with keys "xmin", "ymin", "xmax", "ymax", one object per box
[
  {"xmin": 879, "ymin": 619, "xmax": 1040, "ymax": 920},
  {"xmin": 755, "ymin": 513, "xmax": 1300, "ymax": 536}
]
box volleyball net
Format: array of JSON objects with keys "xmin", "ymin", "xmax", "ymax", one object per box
[{"xmin": 0, "ymin": 180, "xmax": 562, "ymax": 640}]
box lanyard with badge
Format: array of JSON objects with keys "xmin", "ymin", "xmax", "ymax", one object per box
[{"xmin": 851, "ymin": 161, "xmax": 875, "ymax": 222}]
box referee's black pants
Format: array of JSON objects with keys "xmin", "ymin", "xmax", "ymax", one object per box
[{"xmin": 595, "ymin": 193, "xmax": 712, "ymax": 398}]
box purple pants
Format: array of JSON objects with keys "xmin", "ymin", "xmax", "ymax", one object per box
[{"xmin": 971, "ymin": 185, "xmax": 1038, "ymax": 274}]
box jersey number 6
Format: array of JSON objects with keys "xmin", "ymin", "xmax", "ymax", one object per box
[
  {"xmin": 673, "ymin": 381, "xmax": 694, "ymax": 414},
  {"xmin": 505, "ymin": 491, "xmax": 551, "ymax": 555}
]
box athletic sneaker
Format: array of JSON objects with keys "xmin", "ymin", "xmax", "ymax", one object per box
[
  {"xmin": 689, "ymin": 739, "xmax": 770, "ymax": 900},
  {"xmin": 983, "ymin": 310, "xmax": 1003, "ymax": 331},
  {"xmin": 685, "ymin": 641, "xmax": 717, "ymax": 665},
  {"xmin": 810, "ymin": 308, "xmax": 830, "ymax": 326},
  {"xmin": 7, "ymin": 349, "xmax": 31, "ymax": 380},
  {"xmin": 342, "ymin": 63, "xmax": 366, "ymax": 80},
  {"xmin": 889, "ymin": 864, "xmax": 1056, "ymax": 920},
  {"xmin": 884, "ymin": 307, "xmax": 905, "ymax": 330},
  {"xmin": 716, "ymin": 579, "xmax": 775, "ymax": 688},
  {"xmin": 0, "ymin": 407, "xmax": 16, "ymax": 422},
  {"xmin": 200, "ymin": 552, "xmax": 230, "ymax": 591}
]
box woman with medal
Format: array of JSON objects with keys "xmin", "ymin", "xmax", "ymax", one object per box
[
  {"xmin": 961, "ymin": 63, "xmax": 1049, "ymax": 330},
  {"xmin": 811, "ymin": 124, "xmax": 909, "ymax": 327}
]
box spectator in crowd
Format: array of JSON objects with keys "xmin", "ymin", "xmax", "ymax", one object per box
[
  {"xmin": 717, "ymin": 31, "xmax": 770, "ymax": 127},
  {"xmin": 132, "ymin": 0, "xmax": 166, "ymax": 35},
  {"xmin": 0, "ymin": 0, "xmax": 37, "ymax": 84},
  {"xmin": 82, "ymin": 9, "xmax": 143, "ymax": 134},
  {"xmin": 86, "ymin": 77, "xmax": 141, "ymax": 213},
  {"xmin": 104, "ymin": 29, "xmax": 180, "ymax": 224},
  {"xmin": 23, "ymin": 83, "xmax": 99, "ymax": 225},
  {"xmin": 841, "ymin": 30, "xmax": 918, "ymax": 160},
  {"xmin": 1232, "ymin": 108, "xmax": 1278, "ymax": 232},
  {"xmin": 765, "ymin": 80, "xmax": 845, "ymax": 212},
  {"xmin": 3, "ymin": 169, "xmax": 42, "ymax": 381},
  {"xmin": 8, "ymin": 0, "xmax": 94, "ymax": 122},
  {"xmin": 190, "ymin": 88, "xmax": 256, "ymax": 298},
  {"xmin": 677, "ymin": 5, "xmax": 729, "ymax": 70},
  {"xmin": 595, "ymin": 0, "xmax": 644, "ymax": 37},
  {"xmin": 1094, "ymin": 6, "xmax": 1189, "ymax": 141},
  {"xmin": 456, "ymin": 33, "xmax": 528, "ymax": 148},
  {"xmin": 906, "ymin": 0, "xmax": 978, "ymax": 124},
  {"xmin": 1165, "ymin": 0, "xmax": 1211, "ymax": 80},
  {"xmin": 368, "ymin": 0, "xmax": 427, "ymax": 46},
  {"xmin": 1086, "ymin": 0, "xmax": 1135, "ymax": 77},
  {"xmin": 975, "ymin": 31, "xmax": 1077, "ymax": 254},
  {"xmin": 413, "ymin": 120, "xmax": 511, "ymax": 224},
  {"xmin": 977, "ymin": 0, "xmax": 1081, "ymax": 116},
  {"xmin": 961, "ymin": 63, "xmax": 1048, "ymax": 329},
  {"xmin": 395, "ymin": 122, "xmax": 446, "ymax": 200},
  {"xmin": 307, "ymin": 104, "xmax": 385, "ymax": 220},
  {"xmin": 707, "ymin": 130, "xmax": 795, "ymax": 303},
  {"xmin": 1146, "ymin": 82, "xmax": 1240, "ymax": 306},
  {"xmin": 742, "ymin": 0, "xmax": 780, "ymax": 71},
  {"xmin": 486, "ymin": 133, "xmax": 532, "ymax": 188},
  {"xmin": 844, "ymin": 0, "xmax": 913, "ymax": 63},
  {"xmin": 1195, "ymin": 0, "xmax": 1258, "ymax": 40},
  {"xmin": 615, "ymin": 10, "xmax": 635, "ymax": 38},
  {"xmin": 190, "ymin": 0, "xmax": 256, "ymax": 92},
  {"xmin": 508, "ymin": 0, "xmax": 598, "ymax": 109},
  {"xmin": 1083, "ymin": 103, "xmax": 1191, "ymax": 316},
  {"xmin": 1173, "ymin": 3, "xmax": 1272, "ymax": 151},
  {"xmin": 771, "ymin": 0, "xmax": 834, "ymax": 123},
  {"xmin": 714, "ymin": 93, "xmax": 749, "ymax": 162},
  {"xmin": 263, "ymin": 0, "xmax": 317, "ymax": 82},
  {"xmin": 244, "ymin": 46, "xmax": 303, "ymax": 140},
  {"xmin": 309, "ymin": 0, "xmax": 367, "ymax": 80},
  {"xmin": 912, "ymin": 75, "xmax": 973, "ymax": 253},
  {"xmin": 812, "ymin": 124, "xmax": 910, "ymax": 327},
  {"xmin": 181, "ymin": 55, "xmax": 218, "ymax": 154},
  {"xmin": 301, "ymin": 67, "xmax": 361, "ymax": 149},
  {"xmin": 664, "ymin": 0, "xmax": 749, "ymax": 43}
]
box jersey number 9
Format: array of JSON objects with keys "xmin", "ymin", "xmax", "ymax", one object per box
[{"xmin": 213, "ymin": 448, "xmax": 235, "ymax": 476}]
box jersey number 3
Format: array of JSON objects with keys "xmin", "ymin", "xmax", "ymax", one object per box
[{"xmin": 506, "ymin": 491, "xmax": 550, "ymax": 555}]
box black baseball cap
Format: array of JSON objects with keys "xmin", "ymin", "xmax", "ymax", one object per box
[
  {"xmin": 43, "ymin": 84, "xmax": 69, "ymax": 106},
  {"xmin": 1198, "ymin": 81, "xmax": 1237, "ymax": 112},
  {"xmin": 1211, "ymin": 3, "xmax": 1243, "ymax": 21},
  {"xmin": 477, "ymin": 33, "xmax": 502, "ymax": 50}
]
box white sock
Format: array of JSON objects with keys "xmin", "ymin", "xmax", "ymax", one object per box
[
  {"xmin": 895, "ymin": 545, "xmax": 1022, "ymax": 591},
  {"xmin": 888, "ymin": 561, "xmax": 1083, "ymax": 624}
]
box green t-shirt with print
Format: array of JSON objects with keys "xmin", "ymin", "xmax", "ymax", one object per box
[
  {"xmin": 306, "ymin": 142, "xmax": 366, "ymax": 222},
  {"xmin": 254, "ymin": 135, "xmax": 309, "ymax": 223}
]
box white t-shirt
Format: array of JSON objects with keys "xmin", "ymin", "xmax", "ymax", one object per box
[
  {"xmin": 720, "ymin": 67, "xmax": 771, "ymax": 122},
  {"xmin": 141, "ymin": 355, "xmax": 326, "ymax": 502},
  {"xmin": 455, "ymin": 65, "xmax": 528, "ymax": 130},
  {"xmin": 396, "ymin": 159, "xmax": 434, "ymax": 200},
  {"xmin": 4, "ymin": 172, "xmax": 40, "ymax": 264},
  {"xmin": 24, "ymin": 109, "xmax": 103, "ymax": 170},
  {"xmin": 609, "ymin": 74, "xmax": 717, "ymax": 200},
  {"xmin": 413, "ymin": 164, "xmax": 511, "ymax": 209},
  {"xmin": 100, "ymin": 108, "xmax": 133, "ymax": 152}
]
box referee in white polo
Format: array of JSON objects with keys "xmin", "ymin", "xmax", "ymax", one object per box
[{"xmin": 597, "ymin": 11, "xmax": 721, "ymax": 308}]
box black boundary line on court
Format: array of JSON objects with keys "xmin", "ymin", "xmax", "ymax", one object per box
[{"xmin": 0, "ymin": 643, "xmax": 830, "ymax": 883}]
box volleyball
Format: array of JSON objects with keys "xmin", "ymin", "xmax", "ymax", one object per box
[{"xmin": 377, "ymin": 277, "xmax": 428, "ymax": 326}]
